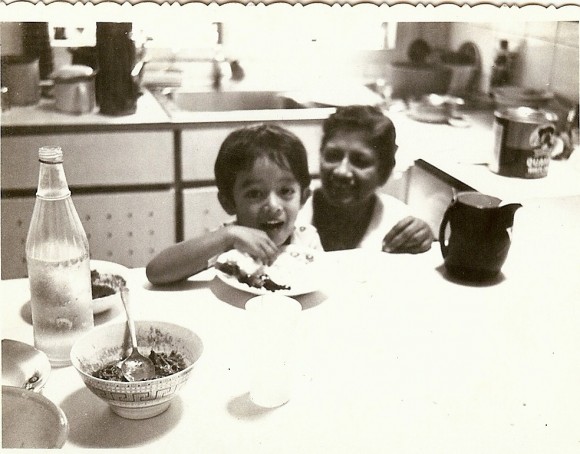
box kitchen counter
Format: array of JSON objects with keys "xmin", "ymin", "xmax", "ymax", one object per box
[
  {"xmin": 0, "ymin": 87, "xmax": 334, "ymax": 133},
  {"xmin": 0, "ymin": 89, "xmax": 173, "ymax": 133},
  {"xmin": 387, "ymin": 109, "xmax": 580, "ymax": 201},
  {"xmin": 2, "ymin": 195, "xmax": 580, "ymax": 452}
]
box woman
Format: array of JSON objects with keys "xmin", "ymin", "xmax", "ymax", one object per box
[{"xmin": 298, "ymin": 105, "xmax": 433, "ymax": 253}]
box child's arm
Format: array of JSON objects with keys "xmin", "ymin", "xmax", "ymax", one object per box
[{"xmin": 146, "ymin": 225, "xmax": 278, "ymax": 285}]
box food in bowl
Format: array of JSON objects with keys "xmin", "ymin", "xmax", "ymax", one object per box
[
  {"xmin": 70, "ymin": 320, "xmax": 203, "ymax": 420},
  {"xmin": 91, "ymin": 269, "xmax": 126, "ymax": 298},
  {"xmin": 93, "ymin": 349, "xmax": 187, "ymax": 381},
  {"xmin": 90, "ymin": 259, "xmax": 129, "ymax": 314}
]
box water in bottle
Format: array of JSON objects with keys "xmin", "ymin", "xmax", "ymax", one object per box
[{"xmin": 26, "ymin": 146, "xmax": 94, "ymax": 367}]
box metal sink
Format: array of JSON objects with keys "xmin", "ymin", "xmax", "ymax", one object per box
[{"xmin": 154, "ymin": 88, "xmax": 305, "ymax": 113}]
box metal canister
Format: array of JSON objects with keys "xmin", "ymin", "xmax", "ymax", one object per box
[{"xmin": 491, "ymin": 107, "xmax": 558, "ymax": 178}]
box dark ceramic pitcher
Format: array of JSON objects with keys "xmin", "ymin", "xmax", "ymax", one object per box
[{"xmin": 439, "ymin": 192, "xmax": 522, "ymax": 281}]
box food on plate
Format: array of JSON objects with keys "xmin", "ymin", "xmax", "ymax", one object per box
[
  {"xmin": 215, "ymin": 246, "xmax": 316, "ymax": 292},
  {"xmin": 92, "ymin": 349, "xmax": 187, "ymax": 382},
  {"xmin": 91, "ymin": 269, "xmax": 126, "ymax": 299},
  {"xmin": 215, "ymin": 250, "xmax": 290, "ymax": 291}
]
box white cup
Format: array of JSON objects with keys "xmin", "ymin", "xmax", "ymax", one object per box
[{"xmin": 245, "ymin": 294, "xmax": 302, "ymax": 408}]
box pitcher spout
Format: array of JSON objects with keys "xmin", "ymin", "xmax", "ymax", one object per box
[{"xmin": 499, "ymin": 203, "xmax": 523, "ymax": 227}]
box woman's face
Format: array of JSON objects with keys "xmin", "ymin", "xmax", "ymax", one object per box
[
  {"xmin": 229, "ymin": 156, "xmax": 305, "ymax": 246},
  {"xmin": 320, "ymin": 129, "xmax": 384, "ymax": 209}
]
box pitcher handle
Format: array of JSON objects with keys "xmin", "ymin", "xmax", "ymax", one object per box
[{"xmin": 439, "ymin": 204, "xmax": 454, "ymax": 258}]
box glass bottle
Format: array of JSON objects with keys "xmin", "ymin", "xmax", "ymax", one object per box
[
  {"xmin": 26, "ymin": 146, "xmax": 94, "ymax": 367},
  {"xmin": 490, "ymin": 40, "xmax": 511, "ymax": 91}
]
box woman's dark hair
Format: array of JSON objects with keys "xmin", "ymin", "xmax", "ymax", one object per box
[
  {"xmin": 321, "ymin": 105, "xmax": 398, "ymax": 182},
  {"xmin": 214, "ymin": 123, "xmax": 311, "ymax": 202}
]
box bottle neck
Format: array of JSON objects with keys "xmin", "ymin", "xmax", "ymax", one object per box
[{"xmin": 36, "ymin": 160, "xmax": 71, "ymax": 200}]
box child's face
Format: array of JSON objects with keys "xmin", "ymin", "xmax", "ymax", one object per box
[
  {"xmin": 228, "ymin": 156, "xmax": 305, "ymax": 246},
  {"xmin": 320, "ymin": 129, "xmax": 384, "ymax": 209}
]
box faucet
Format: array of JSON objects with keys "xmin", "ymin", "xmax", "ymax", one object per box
[
  {"xmin": 211, "ymin": 55, "xmax": 245, "ymax": 91},
  {"xmin": 211, "ymin": 52, "xmax": 230, "ymax": 91},
  {"xmin": 211, "ymin": 22, "xmax": 244, "ymax": 90}
]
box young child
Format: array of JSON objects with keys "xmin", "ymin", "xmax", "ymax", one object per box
[{"xmin": 146, "ymin": 123, "xmax": 322, "ymax": 285}]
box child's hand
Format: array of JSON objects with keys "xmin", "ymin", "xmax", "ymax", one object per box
[
  {"xmin": 226, "ymin": 225, "xmax": 279, "ymax": 265},
  {"xmin": 382, "ymin": 216, "xmax": 434, "ymax": 254}
]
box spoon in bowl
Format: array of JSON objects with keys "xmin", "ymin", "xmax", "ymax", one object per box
[{"xmin": 117, "ymin": 287, "xmax": 156, "ymax": 382}]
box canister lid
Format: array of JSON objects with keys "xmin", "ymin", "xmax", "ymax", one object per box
[
  {"xmin": 494, "ymin": 106, "xmax": 558, "ymax": 124},
  {"xmin": 50, "ymin": 65, "xmax": 96, "ymax": 82}
]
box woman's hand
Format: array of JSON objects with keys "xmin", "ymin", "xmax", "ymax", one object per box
[
  {"xmin": 226, "ymin": 225, "xmax": 279, "ymax": 265},
  {"xmin": 382, "ymin": 216, "xmax": 434, "ymax": 254}
]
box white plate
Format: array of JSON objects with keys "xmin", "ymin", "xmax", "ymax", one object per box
[
  {"xmin": 90, "ymin": 260, "xmax": 129, "ymax": 314},
  {"xmin": 215, "ymin": 246, "xmax": 321, "ymax": 297},
  {"xmin": 1, "ymin": 339, "xmax": 51, "ymax": 392},
  {"xmin": 2, "ymin": 385, "xmax": 69, "ymax": 448}
]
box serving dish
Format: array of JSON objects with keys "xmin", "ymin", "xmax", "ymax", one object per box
[
  {"xmin": 2, "ymin": 385, "xmax": 69, "ymax": 448},
  {"xmin": 1, "ymin": 339, "xmax": 51, "ymax": 392},
  {"xmin": 91, "ymin": 259, "xmax": 129, "ymax": 314},
  {"xmin": 70, "ymin": 320, "xmax": 204, "ymax": 420},
  {"xmin": 215, "ymin": 246, "xmax": 320, "ymax": 297}
]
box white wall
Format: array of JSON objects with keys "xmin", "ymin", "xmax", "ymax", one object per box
[{"xmin": 449, "ymin": 21, "xmax": 579, "ymax": 103}]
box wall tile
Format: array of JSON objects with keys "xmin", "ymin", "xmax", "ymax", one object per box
[
  {"xmin": 552, "ymin": 43, "xmax": 580, "ymax": 102},
  {"xmin": 525, "ymin": 22, "xmax": 558, "ymax": 42},
  {"xmin": 494, "ymin": 21, "xmax": 527, "ymax": 37},
  {"xmin": 557, "ymin": 21, "xmax": 579, "ymax": 47}
]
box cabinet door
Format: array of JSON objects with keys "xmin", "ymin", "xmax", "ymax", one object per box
[
  {"xmin": 183, "ymin": 187, "xmax": 234, "ymax": 239},
  {"xmin": 1, "ymin": 191, "xmax": 175, "ymax": 279},
  {"xmin": 406, "ymin": 164, "xmax": 458, "ymax": 237},
  {"xmin": 181, "ymin": 120, "xmax": 323, "ymax": 182},
  {"xmin": 1, "ymin": 131, "xmax": 174, "ymax": 190}
]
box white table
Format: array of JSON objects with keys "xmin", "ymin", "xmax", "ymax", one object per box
[{"xmin": 2, "ymin": 196, "xmax": 580, "ymax": 453}]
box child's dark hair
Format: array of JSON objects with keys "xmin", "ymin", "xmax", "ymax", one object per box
[
  {"xmin": 321, "ymin": 105, "xmax": 398, "ymax": 182},
  {"xmin": 215, "ymin": 123, "xmax": 311, "ymax": 201}
]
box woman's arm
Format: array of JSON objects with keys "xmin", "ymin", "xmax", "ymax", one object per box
[{"xmin": 382, "ymin": 216, "xmax": 434, "ymax": 254}]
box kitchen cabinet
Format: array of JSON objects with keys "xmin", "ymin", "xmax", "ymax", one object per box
[
  {"xmin": 180, "ymin": 120, "xmax": 323, "ymax": 182},
  {"xmin": 1, "ymin": 192, "xmax": 175, "ymax": 280},
  {"xmin": 1, "ymin": 131, "xmax": 174, "ymax": 189},
  {"xmin": 406, "ymin": 161, "xmax": 472, "ymax": 235},
  {"xmin": 1, "ymin": 130, "xmax": 175, "ymax": 279}
]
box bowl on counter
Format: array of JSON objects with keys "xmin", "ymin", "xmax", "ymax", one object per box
[
  {"xmin": 2, "ymin": 339, "xmax": 51, "ymax": 392},
  {"xmin": 70, "ymin": 320, "xmax": 204, "ymax": 419},
  {"xmin": 407, "ymin": 94, "xmax": 466, "ymax": 125},
  {"xmin": 2, "ymin": 385, "xmax": 69, "ymax": 448},
  {"xmin": 91, "ymin": 259, "xmax": 129, "ymax": 314}
]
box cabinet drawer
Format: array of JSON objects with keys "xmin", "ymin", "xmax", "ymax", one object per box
[
  {"xmin": 181, "ymin": 120, "xmax": 323, "ymax": 182},
  {"xmin": 1, "ymin": 131, "xmax": 174, "ymax": 190},
  {"xmin": 1, "ymin": 190, "xmax": 175, "ymax": 279}
]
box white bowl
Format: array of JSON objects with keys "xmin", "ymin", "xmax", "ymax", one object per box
[
  {"xmin": 1, "ymin": 339, "xmax": 51, "ymax": 392},
  {"xmin": 90, "ymin": 259, "xmax": 129, "ymax": 314},
  {"xmin": 70, "ymin": 320, "xmax": 203, "ymax": 419},
  {"xmin": 2, "ymin": 385, "xmax": 69, "ymax": 448}
]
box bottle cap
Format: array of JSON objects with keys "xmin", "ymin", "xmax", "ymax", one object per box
[{"xmin": 38, "ymin": 146, "xmax": 63, "ymax": 163}]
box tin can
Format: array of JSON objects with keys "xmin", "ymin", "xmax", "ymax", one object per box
[{"xmin": 491, "ymin": 107, "xmax": 558, "ymax": 178}]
